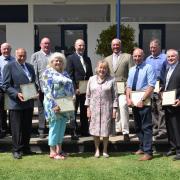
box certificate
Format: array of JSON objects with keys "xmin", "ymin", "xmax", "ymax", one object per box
[
  {"xmin": 79, "ymin": 80, "xmax": 88, "ymax": 94},
  {"xmin": 20, "ymin": 83, "xmax": 38, "ymax": 101},
  {"xmin": 4, "ymin": 94, "xmax": 9, "ymax": 110},
  {"xmin": 55, "ymin": 96, "xmax": 75, "ymax": 112},
  {"xmin": 162, "ymin": 90, "xmax": 176, "ymax": 106},
  {"xmin": 117, "ymin": 81, "xmax": 125, "ymax": 94},
  {"xmin": 131, "ymin": 91, "xmax": 151, "ymax": 106},
  {"xmin": 154, "ymin": 80, "xmax": 160, "ymax": 93}
]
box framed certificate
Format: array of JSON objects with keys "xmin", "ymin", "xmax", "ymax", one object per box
[
  {"xmin": 20, "ymin": 83, "xmax": 38, "ymax": 101},
  {"xmin": 79, "ymin": 80, "xmax": 88, "ymax": 94},
  {"xmin": 131, "ymin": 91, "xmax": 151, "ymax": 106},
  {"xmin": 154, "ymin": 80, "xmax": 160, "ymax": 93},
  {"xmin": 55, "ymin": 96, "xmax": 75, "ymax": 112},
  {"xmin": 4, "ymin": 94, "xmax": 9, "ymax": 110},
  {"xmin": 162, "ymin": 90, "xmax": 176, "ymax": 106},
  {"xmin": 117, "ymin": 81, "xmax": 125, "ymax": 94}
]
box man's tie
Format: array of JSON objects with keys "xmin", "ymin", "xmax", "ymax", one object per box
[
  {"xmin": 132, "ymin": 66, "xmax": 140, "ymax": 91},
  {"xmin": 113, "ymin": 54, "xmax": 118, "ymax": 71},
  {"xmin": 21, "ymin": 64, "xmax": 25, "ymax": 69},
  {"xmin": 80, "ymin": 56, "xmax": 86, "ymax": 73}
]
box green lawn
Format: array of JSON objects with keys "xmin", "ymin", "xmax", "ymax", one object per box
[{"xmin": 0, "ymin": 152, "xmax": 180, "ymax": 180}]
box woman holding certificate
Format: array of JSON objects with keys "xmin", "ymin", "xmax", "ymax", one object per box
[
  {"xmin": 85, "ymin": 60, "xmax": 118, "ymax": 158},
  {"xmin": 42, "ymin": 52, "xmax": 75, "ymax": 160}
]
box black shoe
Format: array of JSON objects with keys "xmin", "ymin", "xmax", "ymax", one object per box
[
  {"xmin": 123, "ymin": 134, "xmax": 130, "ymax": 142},
  {"xmin": 12, "ymin": 152, "xmax": 22, "ymax": 159},
  {"xmin": 71, "ymin": 130, "xmax": 79, "ymax": 140},
  {"xmin": 166, "ymin": 150, "xmax": 176, "ymax": 157},
  {"xmin": 173, "ymin": 154, "xmax": 180, "ymax": 161},
  {"xmin": 154, "ymin": 134, "xmax": 167, "ymax": 140},
  {"xmin": 81, "ymin": 133, "xmax": 90, "ymax": 137}
]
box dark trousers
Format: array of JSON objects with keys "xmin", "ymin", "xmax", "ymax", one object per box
[
  {"xmin": 0, "ymin": 91, "xmax": 7, "ymax": 133},
  {"xmin": 10, "ymin": 108, "xmax": 33, "ymax": 152},
  {"xmin": 151, "ymin": 94, "xmax": 166, "ymax": 135},
  {"xmin": 165, "ymin": 107, "xmax": 180, "ymax": 154},
  {"xmin": 75, "ymin": 94, "xmax": 89, "ymax": 135},
  {"xmin": 133, "ymin": 106, "xmax": 153, "ymax": 155},
  {"xmin": 38, "ymin": 91, "xmax": 46, "ymax": 134}
]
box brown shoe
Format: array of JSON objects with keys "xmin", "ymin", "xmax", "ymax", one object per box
[
  {"xmin": 139, "ymin": 154, "xmax": 152, "ymax": 161},
  {"xmin": 133, "ymin": 150, "xmax": 144, "ymax": 155}
]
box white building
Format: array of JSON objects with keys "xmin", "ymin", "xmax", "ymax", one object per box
[{"xmin": 0, "ymin": 0, "xmax": 180, "ymax": 70}]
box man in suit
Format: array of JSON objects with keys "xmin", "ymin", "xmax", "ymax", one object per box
[
  {"xmin": 126, "ymin": 48, "xmax": 156, "ymax": 161},
  {"xmin": 161, "ymin": 49, "xmax": 180, "ymax": 161},
  {"xmin": 31, "ymin": 37, "xmax": 51, "ymax": 138},
  {"xmin": 0, "ymin": 43, "xmax": 15, "ymax": 137},
  {"xmin": 3, "ymin": 48, "xmax": 36, "ymax": 159},
  {"xmin": 66, "ymin": 39, "xmax": 93, "ymax": 137},
  {"xmin": 104, "ymin": 38, "xmax": 134, "ymax": 141},
  {"xmin": 146, "ymin": 39, "xmax": 167, "ymax": 140}
]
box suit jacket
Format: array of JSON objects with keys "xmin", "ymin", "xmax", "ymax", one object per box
[
  {"xmin": 2, "ymin": 61, "xmax": 36, "ymax": 110},
  {"xmin": 104, "ymin": 53, "xmax": 134, "ymax": 82},
  {"xmin": 66, "ymin": 52, "xmax": 93, "ymax": 89},
  {"xmin": 163, "ymin": 62, "xmax": 180, "ymax": 99}
]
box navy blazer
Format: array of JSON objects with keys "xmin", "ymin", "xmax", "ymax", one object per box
[
  {"xmin": 163, "ymin": 62, "xmax": 180, "ymax": 99},
  {"xmin": 2, "ymin": 61, "xmax": 36, "ymax": 110},
  {"xmin": 66, "ymin": 52, "xmax": 93, "ymax": 89}
]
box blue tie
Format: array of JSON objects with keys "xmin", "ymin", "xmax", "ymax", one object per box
[
  {"xmin": 21, "ymin": 64, "xmax": 25, "ymax": 69},
  {"xmin": 132, "ymin": 66, "xmax": 140, "ymax": 91}
]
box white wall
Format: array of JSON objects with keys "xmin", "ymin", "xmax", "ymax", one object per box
[{"xmin": 6, "ymin": 23, "xmax": 34, "ymax": 62}]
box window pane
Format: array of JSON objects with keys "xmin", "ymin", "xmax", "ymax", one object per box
[{"xmin": 34, "ymin": 5, "xmax": 110, "ymax": 22}]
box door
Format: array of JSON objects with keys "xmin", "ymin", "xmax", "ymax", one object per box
[
  {"xmin": 139, "ymin": 24, "xmax": 165, "ymax": 57},
  {"xmin": 61, "ymin": 24, "xmax": 87, "ymax": 56}
]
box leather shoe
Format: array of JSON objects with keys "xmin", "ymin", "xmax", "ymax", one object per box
[
  {"xmin": 166, "ymin": 150, "xmax": 176, "ymax": 157},
  {"xmin": 133, "ymin": 149, "xmax": 144, "ymax": 155},
  {"xmin": 12, "ymin": 152, "xmax": 22, "ymax": 159},
  {"xmin": 23, "ymin": 150, "xmax": 36, "ymax": 155},
  {"xmin": 123, "ymin": 134, "xmax": 130, "ymax": 142},
  {"xmin": 173, "ymin": 154, "xmax": 180, "ymax": 161},
  {"xmin": 139, "ymin": 154, "xmax": 153, "ymax": 161}
]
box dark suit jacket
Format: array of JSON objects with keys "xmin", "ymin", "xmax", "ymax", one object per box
[
  {"xmin": 163, "ymin": 62, "xmax": 180, "ymax": 99},
  {"xmin": 66, "ymin": 52, "xmax": 93, "ymax": 89},
  {"xmin": 2, "ymin": 61, "xmax": 36, "ymax": 110}
]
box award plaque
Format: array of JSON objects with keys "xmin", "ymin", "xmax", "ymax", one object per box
[
  {"xmin": 20, "ymin": 83, "xmax": 38, "ymax": 101},
  {"xmin": 55, "ymin": 96, "xmax": 75, "ymax": 112},
  {"xmin": 117, "ymin": 81, "xmax": 125, "ymax": 94},
  {"xmin": 79, "ymin": 80, "xmax": 88, "ymax": 94},
  {"xmin": 131, "ymin": 91, "xmax": 151, "ymax": 106},
  {"xmin": 162, "ymin": 90, "xmax": 176, "ymax": 106}
]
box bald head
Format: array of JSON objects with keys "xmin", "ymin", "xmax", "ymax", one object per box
[
  {"xmin": 74, "ymin": 39, "xmax": 85, "ymax": 55},
  {"xmin": 15, "ymin": 48, "xmax": 27, "ymax": 64},
  {"xmin": 1, "ymin": 42, "xmax": 12, "ymax": 58},
  {"xmin": 40, "ymin": 37, "xmax": 51, "ymax": 54},
  {"xmin": 133, "ymin": 48, "xmax": 144, "ymax": 65}
]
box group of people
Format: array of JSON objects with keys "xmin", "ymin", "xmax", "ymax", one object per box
[{"xmin": 0, "ymin": 37, "xmax": 180, "ymax": 162}]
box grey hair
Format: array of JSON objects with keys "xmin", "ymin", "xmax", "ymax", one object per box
[
  {"xmin": 166, "ymin": 49, "xmax": 179, "ymax": 58},
  {"xmin": 48, "ymin": 52, "xmax": 66, "ymax": 70}
]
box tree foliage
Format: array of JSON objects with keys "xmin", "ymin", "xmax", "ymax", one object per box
[{"xmin": 96, "ymin": 24, "xmax": 137, "ymax": 57}]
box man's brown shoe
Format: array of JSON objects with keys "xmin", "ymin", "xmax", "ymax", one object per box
[
  {"xmin": 133, "ymin": 150, "xmax": 144, "ymax": 155},
  {"xmin": 139, "ymin": 154, "xmax": 153, "ymax": 161}
]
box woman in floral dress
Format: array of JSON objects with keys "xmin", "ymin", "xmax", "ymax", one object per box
[
  {"xmin": 42, "ymin": 52, "xmax": 75, "ymax": 160},
  {"xmin": 85, "ymin": 60, "xmax": 118, "ymax": 158}
]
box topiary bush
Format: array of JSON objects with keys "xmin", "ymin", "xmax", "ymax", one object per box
[{"xmin": 96, "ymin": 24, "xmax": 137, "ymax": 57}]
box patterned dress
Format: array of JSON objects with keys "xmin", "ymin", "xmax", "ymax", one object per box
[
  {"xmin": 42, "ymin": 67, "xmax": 74, "ymax": 146},
  {"xmin": 85, "ymin": 75, "xmax": 118, "ymax": 137}
]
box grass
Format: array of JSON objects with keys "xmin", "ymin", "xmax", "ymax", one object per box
[{"xmin": 0, "ymin": 152, "xmax": 180, "ymax": 180}]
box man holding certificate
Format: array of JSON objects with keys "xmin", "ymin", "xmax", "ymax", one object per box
[
  {"xmin": 2, "ymin": 48, "xmax": 36, "ymax": 159},
  {"xmin": 104, "ymin": 38, "xmax": 134, "ymax": 141},
  {"xmin": 161, "ymin": 49, "xmax": 180, "ymax": 161},
  {"xmin": 126, "ymin": 48, "xmax": 156, "ymax": 161},
  {"xmin": 146, "ymin": 39, "xmax": 168, "ymax": 140},
  {"xmin": 66, "ymin": 39, "xmax": 93, "ymax": 137}
]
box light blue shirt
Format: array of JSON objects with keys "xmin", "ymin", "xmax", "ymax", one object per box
[
  {"xmin": 127, "ymin": 61, "xmax": 156, "ymax": 91},
  {"xmin": 0, "ymin": 55, "xmax": 15, "ymax": 86},
  {"xmin": 145, "ymin": 53, "xmax": 167, "ymax": 80}
]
